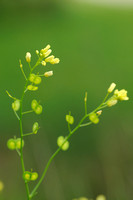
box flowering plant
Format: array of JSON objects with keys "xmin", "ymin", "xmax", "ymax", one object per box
[{"xmin": 6, "ymin": 45, "xmax": 129, "ymax": 200}]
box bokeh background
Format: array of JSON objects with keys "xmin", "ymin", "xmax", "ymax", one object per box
[{"xmin": 0, "ymin": 0, "xmax": 133, "ymax": 199}]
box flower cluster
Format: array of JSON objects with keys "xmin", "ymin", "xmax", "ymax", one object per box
[{"xmin": 107, "ymin": 83, "xmax": 129, "ymax": 107}]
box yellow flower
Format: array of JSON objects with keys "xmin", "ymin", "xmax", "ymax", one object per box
[
  {"xmin": 114, "ymin": 89, "xmax": 129, "ymax": 101},
  {"xmin": 44, "ymin": 71, "xmax": 53, "ymax": 77},
  {"xmin": 25, "ymin": 52, "xmax": 31, "ymax": 63},
  {"xmin": 45, "ymin": 55, "xmax": 55, "ymax": 62},
  {"xmin": 50, "ymin": 58, "xmax": 60, "ymax": 64},
  {"xmin": 107, "ymin": 99, "xmax": 118, "ymax": 107},
  {"xmin": 108, "ymin": 83, "xmax": 116, "ymax": 93}
]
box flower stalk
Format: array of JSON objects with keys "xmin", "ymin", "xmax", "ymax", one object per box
[{"xmin": 6, "ymin": 46, "xmax": 129, "ymax": 200}]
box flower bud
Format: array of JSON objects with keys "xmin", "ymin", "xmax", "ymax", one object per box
[
  {"xmin": 27, "ymin": 85, "xmax": 38, "ymax": 91},
  {"xmin": 31, "ymin": 172, "xmax": 38, "ymax": 181},
  {"xmin": 89, "ymin": 113, "xmax": 99, "ymax": 124},
  {"xmin": 66, "ymin": 114, "xmax": 74, "ymax": 125},
  {"xmin": 108, "ymin": 83, "xmax": 116, "ymax": 93},
  {"xmin": 25, "ymin": 52, "xmax": 31, "ymax": 63},
  {"xmin": 7, "ymin": 139, "xmax": 16, "ymax": 150},
  {"xmin": 41, "ymin": 61, "xmax": 46, "ymax": 66},
  {"xmin": 45, "ymin": 55, "xmax": 55, "ymax": 62},
  {"xmin": 32, "ymin": 122, "xmax": 39, "ymax": 134},
  {"xmin": 12, "ymin": 100, "xmax": 20, "ymax": 111},
  {"xmin": 44, "ymin": 49, "xmax": 52, "ymax": 57},
  {"xmin": 44, "ymin": 71, "xmax": 53, "ymax": 77},
  {"xmin": 40, "ymin": 45, "xmax": 51, "ymax": 54},
  {"xmin": 50, "ymin": 58, "xmax": 60, "ymax": 64},
  {"xmin": 36, "ymin": 50, "xmax": 39, "ymax": 55},
  {"xmin": 107, "ymin": 99, "xmax": 118, "ymax": 107},
  {"xmin": 96, "ymin": 110, "xmax": 102, "ymax": 116},
  {"xmin": 16, "ymin": 138, "xmax": 24, "ymax": 149}
]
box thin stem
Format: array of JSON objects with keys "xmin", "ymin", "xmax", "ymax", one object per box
[
  {"xmin": 80, "ymin": 122, "xmax": 92, "ymax": 127},
  {"xmin": 22, "ymin": 110, "xmax": 33, "ymax": 115},
  {"xmin": 20, "ymin": 67, "xmax": 27, "ymax": 80},
  {"xmin": 19, "ymin": 61, "xmax": 40, "ymax": 199},
  {"xmin": 28, "ymin": 63, "xmax": 31, "ymax": 70},
  {"xmin": 19, "ymin": 82, "xmax": 31, "ymax": 200},
  {"xmin": 16, "ymin": 148, "xmax": 21, "ymax": 156},
  {"xmin": 30, "ymin": 93, "xmax": 110, "ymax": 198},
  {"xmin": 23, "ymin": 132, "xmax": 34, "ymax": 137},
  {"xmin": 14, "ymin": 110, "xmax": 20, "ymax": 120},
  {"xmin": 6, "ymin": 90, "xmax": 17, "ymax": 100},
  {"xmin": 30, "ymin": 114, "xmax": 87, "ymax": 198},
  {"xmin": 68, "ymin": 122, "xmax": 71, "ymax": 134}
]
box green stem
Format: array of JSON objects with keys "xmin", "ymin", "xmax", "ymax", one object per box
[
  {"xmin": 30, "ymin": 114, "xmax": 87, "ymax": 198},
  {"xmin": 30, "ymin": 93, "xmax": 109, "ymax": 198},
  {"xmin": 23, "ymin": 132, "xmax": 34, "ymax": 137},
  {"xmin": 19, "ymin": 80, "xmax": 31, "ymax": 200},
  {"xmin": 20, "ymin": 67, "xmax": 27, "ymax": 80},
  {"xmin": 19, "ymin": 61, "xmax": 40, "ymax": 199},
  {"xmin": 80, "ymin": 121, "xmax": 92, "ymax": 127},
  {"xmin": 14, "ymin": 110, "xmax": 20, "ymax": 120},
  {"xmin": 22, "ymin": 110, "xmax": 33, "ymax": 115}
]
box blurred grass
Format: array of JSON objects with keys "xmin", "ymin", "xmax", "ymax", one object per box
[{"xmin": 0, "ymin": 2, "xmax": 133, "ymax": 200}]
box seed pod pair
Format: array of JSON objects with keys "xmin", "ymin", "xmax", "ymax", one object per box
[
  {"xmin": 12, "ymin": 100, "xmax": 20, "ymax": 111},
  {"xmin": 57, "ymin": 136, "xmax": 69, "ymax": 151},
  {"xmin": 31, "ymin": 100, "xmax": 43, "ymax": 115},
  {"xmin": 89, "ymin": 113, "xmax": 99, "ymax": 124},
  {"xmin": 7, "ymin": 138, "xmax": 24, "ymax": 150},
  {"xmin": 29, "ymin": 74, "xmax": 42, "ymax": 85},
  {"xmin": 23, "ymin": 171, "xmax": 38, "ymax": 182}
]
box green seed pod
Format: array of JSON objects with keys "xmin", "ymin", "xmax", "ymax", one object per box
[
  {"xmin": 16, "ymin": 138, "xmax": 24, "ymax": 149},
  {"xmin": 89, "ymin": 113, "xmax": 99, "ymax": 124},
  {"xmin": 57, "ymin": 136, "xmax": 69, "ymax": 151},
  {"xmin": 29, "ymin": 74, "xmax": 36, "ymax": 83},
  {"xmin": 34, "ymin": 76, "xmax": 42, "ymax": 85},
  {"xmin": 32, "ymin": 122, "xmax": 39, "ymax": 134},
  {"xmin": 66, "ymin": 114, "xmax": 74, "ymax": 125},
  {"xmin": 23, "ymin": 171, "xmax": 31, "ymax": 181},
  {"xmin": 31, "ymin": 100, "xmax": 38, "ymax": 110},
  {"xmin": 7, "ymin": 139, "xmax": 16, "ymax": 150},
  {"xmin": 27, "ymin": 85, "xmax": 38, "ymax": 91},
  {"xmin": 57, "ymin": 136, "xmax": 64, "ymax": 147},
  {"xmin": 62, "ymin": 140, "xmax": 69, "ymax": 151},
  {"xmin": 34, "ymin": 105, "xmax": 43, "ymax": 115},
  {"xmin": 12, "ymin": 100, "xmax": 20, "ymax": 111},
  {"xmin": 31, "ymin": 172, "xmax": 38, "ymax": 181}
]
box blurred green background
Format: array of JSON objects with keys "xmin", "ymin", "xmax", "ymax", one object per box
[{"xmin": 0, "ymin": 0, "xmax": 133, "ymax": 200}]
